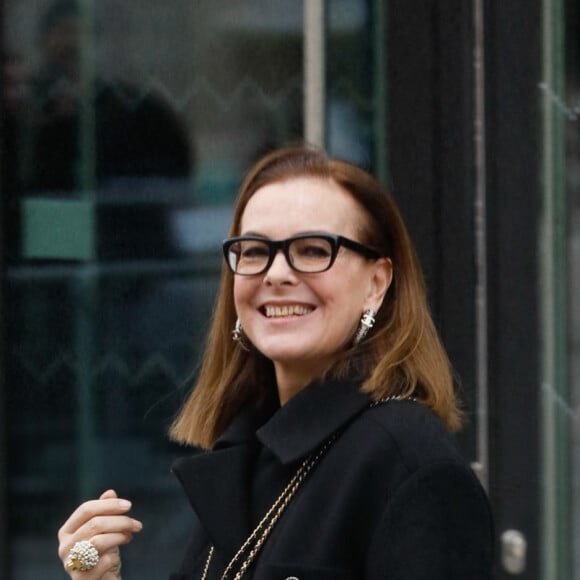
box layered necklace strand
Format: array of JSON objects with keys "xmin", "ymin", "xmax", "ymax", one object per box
[{"xmin": 200, "ymin": 395, "xmax": 415, "ymax": 580}]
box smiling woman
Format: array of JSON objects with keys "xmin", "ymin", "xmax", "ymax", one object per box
[
  {"xmin": 229, "ymin": 176, "xmax": 393, "ymax": 403},
  {"xmin": 171, "ymin": 146, "xmax": 464, "ymax": 447},
  {"xmin": 57, "ymin": 146, "xmax": 494, "ymax": 580}
]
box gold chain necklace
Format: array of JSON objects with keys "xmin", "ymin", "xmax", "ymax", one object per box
[{"xmin": 200, "ymin": 395, "xmax": 414, "ymax": 580}]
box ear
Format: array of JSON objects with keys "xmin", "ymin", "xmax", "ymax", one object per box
[{"xmin": 364, "ymin": 258, "xmax": 393, "ymax": 312}]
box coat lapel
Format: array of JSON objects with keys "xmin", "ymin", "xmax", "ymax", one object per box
[
  {"xmin": 172, "ymin": 397, "xmax": 277, "ymax": 557},
  {"xmin": 171, "ymin": 378, "xmax": 372, "ymax": 563},
  {"xmin": 172, "ymin": 443, "xmax": 255, "ymax": 556}
]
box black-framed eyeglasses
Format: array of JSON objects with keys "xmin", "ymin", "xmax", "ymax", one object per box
[{"xmin": 222, "ymin": 233, "xmax": 381, "ymax": 276}]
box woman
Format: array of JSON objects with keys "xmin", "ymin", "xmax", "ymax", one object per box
[{"xmin": 58, "ymin": 146, "xmax": 494, "ymax": 579}]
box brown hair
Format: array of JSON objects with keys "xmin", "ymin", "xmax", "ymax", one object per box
[{"xmin": 170, "ymin": 146, "xmax": 462, "ymax": 448}]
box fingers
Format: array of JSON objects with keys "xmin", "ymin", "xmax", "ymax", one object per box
[
  {"xmin": 58, "ymin": 490, "xmax": 143, "ymax": 580},
  {"xmin": 58, "ymin": 495, "xmax": 135, "ymax": 539}
]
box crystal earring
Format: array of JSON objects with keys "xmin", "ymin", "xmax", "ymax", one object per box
[
  {"xmin": 232, "ymin": 318, "xmax": 251, "ymax": 351},
  {"xmin": 353, "ymin": 309, "xmax": 376, "ymax": 345}
]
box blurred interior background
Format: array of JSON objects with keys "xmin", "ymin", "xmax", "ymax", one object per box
[{"xmin": 0, "ymin": 1, "xmax": 578, "ymax": 578}]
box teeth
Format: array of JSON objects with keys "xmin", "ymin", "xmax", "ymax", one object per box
[{"xmin": 264, "ymin": 305, "xmax": 313, "ymax": 318}]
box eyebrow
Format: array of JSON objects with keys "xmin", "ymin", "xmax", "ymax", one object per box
[
  {"xmin": 238, "ymin": 230, "xmax": 334, "ymax": 238},
  {"xmin": 239, "ymin": 231, "xmax": 267, "ymax": 237}
]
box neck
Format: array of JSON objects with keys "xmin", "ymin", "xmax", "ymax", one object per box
[{"xmin": 274, "ymin": 363, "xmax": 324, "ymax": 405}]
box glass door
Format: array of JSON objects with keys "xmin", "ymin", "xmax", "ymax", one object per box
[
  {"xmin": 0, "ymin": 1, "xmax": 386, "ymax": 577},
  {"xmin": 562, "ymin": 0, "xmax": 580, "ymax": 576},
  {"xmin": 540, "ymin": 0, "xmax": 580, "ymax": 577}
]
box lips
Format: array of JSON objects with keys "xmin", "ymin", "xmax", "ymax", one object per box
[{"xmin": 263, "ymin": 304, "xmax": 314, "ymax": 318}]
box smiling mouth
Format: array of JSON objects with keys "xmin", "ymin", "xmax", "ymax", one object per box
[{"xmin": 263, "ymin": 305, "xmax": 314, "ymax": 318}]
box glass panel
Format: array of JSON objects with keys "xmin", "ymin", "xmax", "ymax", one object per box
[
  {"xmin": 0, "ymin": 1, "xmax": 385, "ymax": 578},
  {"xmin": 326, "ymin": 0, "xmax": 385, "ymax": 174},
  {"xmin": 566, "ymin": 0, "xmax": 580, "ymax": 576},
  {"xmin": 2, "ymin": 1, "xmax": 303, "ymax": 577},
  {"xmin": 541, "ymin": 0, "xmax": 579, "ymax": 577}
]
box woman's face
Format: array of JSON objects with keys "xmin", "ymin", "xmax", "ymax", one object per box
[{"xmin": 233, "ymin": 176, "xmax": 392, "ymax": 386}]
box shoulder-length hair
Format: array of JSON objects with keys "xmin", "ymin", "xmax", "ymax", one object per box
[{"xmin": 170, "ymin": 146, "xmax": 462, "ymax": 448}]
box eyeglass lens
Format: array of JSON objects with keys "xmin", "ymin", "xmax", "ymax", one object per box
[{"xmin": 229, "ymin": 237, "xmax": 334, "ymax": 274}]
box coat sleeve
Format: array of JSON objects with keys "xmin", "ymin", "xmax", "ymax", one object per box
[{"xmin": 365, "ymin": 461, "xmax": 495, "ymax": 579}]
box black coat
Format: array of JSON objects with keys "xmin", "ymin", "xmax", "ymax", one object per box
[{"xmin": 171, "ymin": 379, "xmax": 494, "ymax": 579}]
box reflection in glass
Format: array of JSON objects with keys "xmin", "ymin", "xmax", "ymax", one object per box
[
  {"xmin": 2, "ymin": 1, "xmax": 306, "ymax": 577},
  {"xmin": 567, "ymin": 0, "xmax": 580, "ymax": 576},
  {"xmin": 0, "ymin": 1, "xmax": 384, "ymax": 577}
]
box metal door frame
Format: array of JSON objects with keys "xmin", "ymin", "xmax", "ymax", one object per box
[{"xmin": 387, "ymin": 1, "xmax": 544, "ymax": 577}]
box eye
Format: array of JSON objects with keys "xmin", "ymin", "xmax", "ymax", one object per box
[
  {"xmin": 239, "ymin": 241, "xmax": 270, "ymax": 260},
  {"xmin": 292, "ymin": 238, "xmax": 332, "ymax": 259}
]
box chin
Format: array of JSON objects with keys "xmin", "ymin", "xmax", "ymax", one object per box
[
  {"xmin": 255, "ymin": 342, "xmax": 313, "ymax": 364},
  {"xmin": 256, "ymin": 345, "xmax": 309, "ymax": 363}
]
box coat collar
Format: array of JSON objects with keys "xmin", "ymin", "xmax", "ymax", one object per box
[
  {"xmin": 171, "ymin": 378, "xmax": 371, "ymax": 557},
  {"xmin": 212, "ymin": 376, "xmax": 372, "ymax": 462},
  {"xmin": 256, "ymin": 377, "xmax": 371, "ymax": 464}
]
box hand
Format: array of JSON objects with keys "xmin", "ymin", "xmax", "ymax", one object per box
[{"xmin": 58, "ymin": 489, "xmax": 143, "ymax": 580}]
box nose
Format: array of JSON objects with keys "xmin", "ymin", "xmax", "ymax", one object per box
[{"xmin": 263, "ymin": 249, "xmax": 296, "ymax": 284}]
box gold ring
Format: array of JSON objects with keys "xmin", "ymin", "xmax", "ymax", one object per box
[{"xmin": 65, "ymin": 540, "xmax": 100, "ymax": 572}]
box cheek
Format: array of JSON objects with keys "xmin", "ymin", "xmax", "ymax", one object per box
[
  {"xmin": 324, "ymin": 269, "xmax": 369, "ymax": 317},
  {"xmin": 233, "ymin": 278, "xmax": 258, "ymax": 311},
  {"xmin": 327, "ymin": 267, "xmax": 365, "ymax": 300},
  {"xmin": 232, "ymin": 281, "xmax": 244, "ymax": 311}
]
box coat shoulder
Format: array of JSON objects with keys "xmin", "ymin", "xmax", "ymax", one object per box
[
  {"xmin": 357, "ymin": 400, "xmax": 466, "ymax": 473},
  {"xmin": 359, "ymin": 402, "xmax": 494, "ymax": 578}
]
